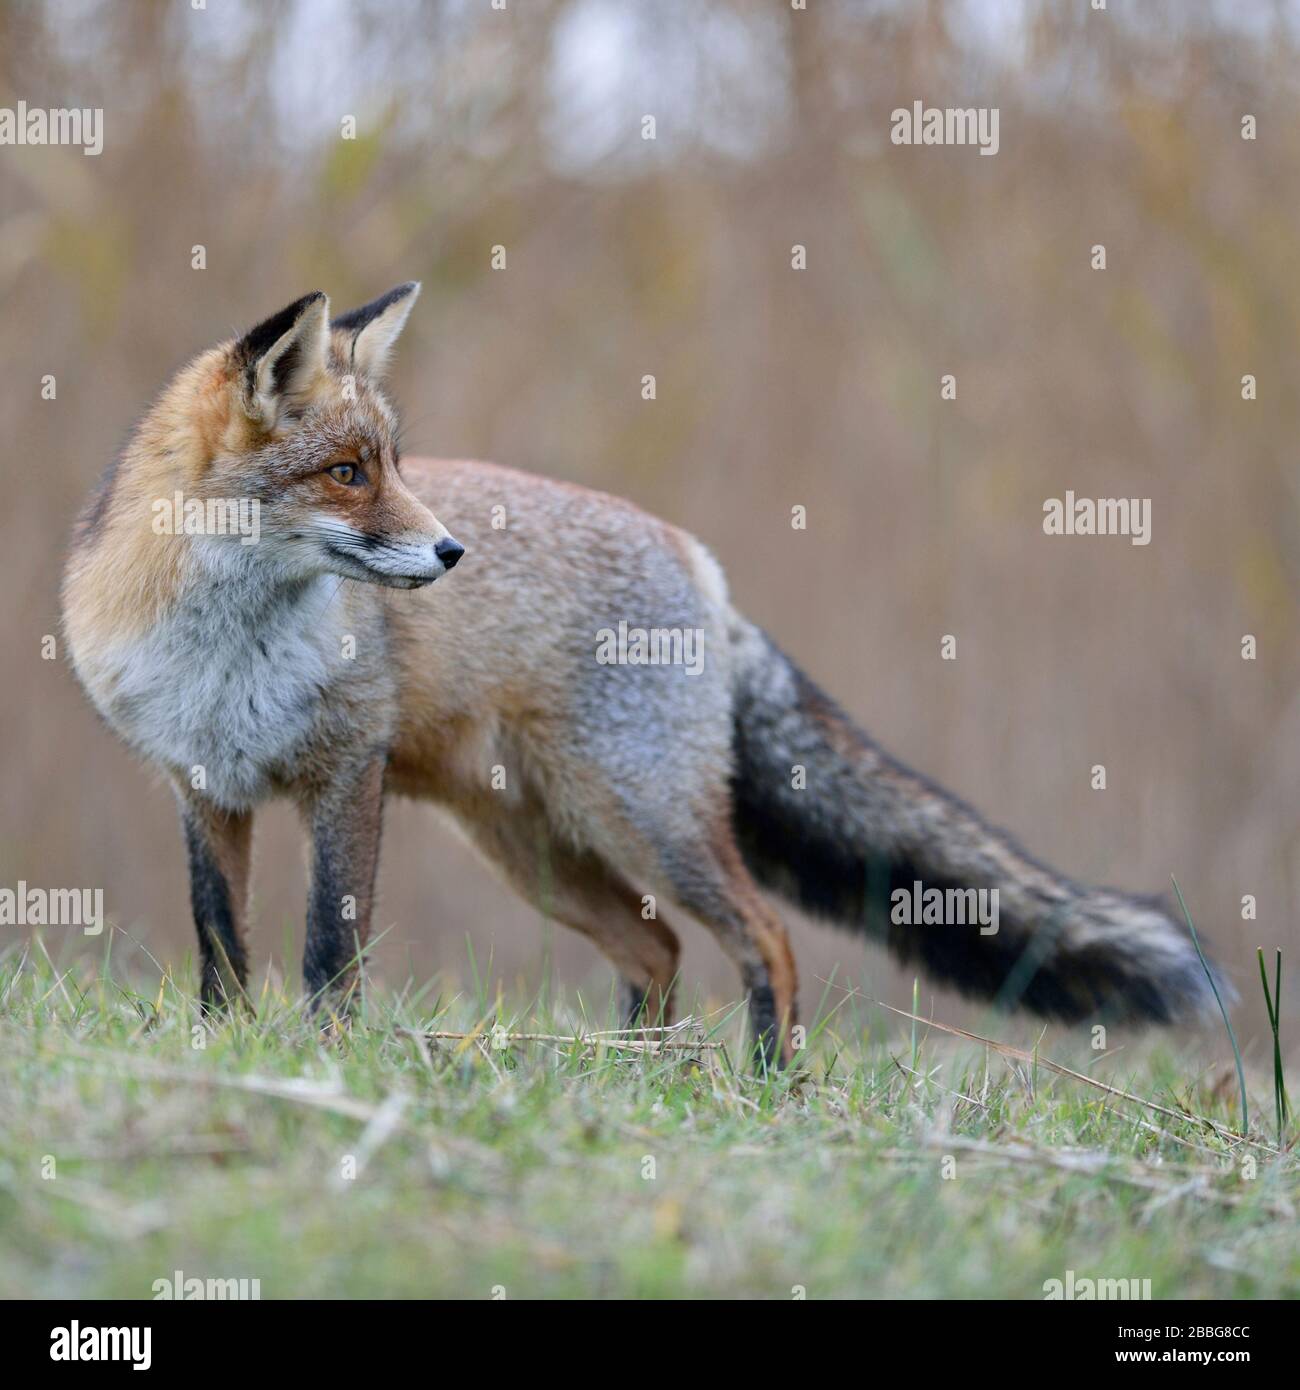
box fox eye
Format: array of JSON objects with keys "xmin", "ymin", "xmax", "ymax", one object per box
[{"xmin": 327, "ymin": 462, "xmax": 360, "ymax": 486}]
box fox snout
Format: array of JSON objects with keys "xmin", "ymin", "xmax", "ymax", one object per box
[
  {"xmin": 403, "ymin": 525, "xmax": 469, "ymax": 581},
  {"xmin": 307, "ymin": 469, "xmax": 465, "ymax": 589},
  {"xmin": 321, "ymin": 526, "xmax": 465, "ymax": 589}
]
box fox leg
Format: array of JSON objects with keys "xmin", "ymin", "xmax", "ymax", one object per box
[
  {"xmin": 620, "ymin": 972, "xmax": 671, "ymax": 1029},
  {"xmin": 607, "ymin": 896, "xmax": 683, "ymax": 1028},
  {"xmin": 300, "ymin": 754, "xmax": 386, "ymax": 1012},
  {"xmin": 562, "ymin": 871, "xmax": 682, "ymax": 1028},
  {"xmin": 528, "ymin": 849, "xmax": 680, "ymax": 1028},
  {"xmin": 463, "ymin": 811, "xmax": 681, "ymax": 1027},
  {"xmin": 175, "ymin": 790, "xmax": 253, "ymax": 1009},
  {"xmin": 659, "ymin": 822, "xmax": 799, "ymax": 1069}
]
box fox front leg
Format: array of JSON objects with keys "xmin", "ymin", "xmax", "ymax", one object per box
[
  {"xmin": 301, "ymin": 754, "xmax": 386, "ymax": 1015},
  {"xmin": 175, "ymin": 790, "xmax": 253, "ymax": 1010}
]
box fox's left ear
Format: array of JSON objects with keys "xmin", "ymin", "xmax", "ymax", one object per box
[
  {"xmin": 331, "ymin": 281, "xmax": 420, "ymax": 381},
  {"xmin": 233, "ymin": 290, "xmax": 330, "ymax": 428}
]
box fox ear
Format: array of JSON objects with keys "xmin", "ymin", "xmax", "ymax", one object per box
[
  {"xmin": 331, "ymin": 281, "xmax": 420, "ymax": 381},
  {"xmin": 234, "ymin": 291, "xmax": 330, "ymax": 427}
]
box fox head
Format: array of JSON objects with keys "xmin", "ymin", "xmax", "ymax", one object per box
[{"xmin": 179, "ymin": 282, "xmax": 461, "ymax": 589}]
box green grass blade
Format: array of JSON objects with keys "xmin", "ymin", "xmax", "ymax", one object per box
[
  {"xmin": 1171, "ymin": 875, "xmax": 1247, "ymax": 1136},
  {"xmin": 1257, "ymin": 947, "xmax": 1288, "ymax": 1148}
]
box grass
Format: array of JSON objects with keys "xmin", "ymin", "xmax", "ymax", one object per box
[
  {"xmin": 1258, "ymin": 948, "xmax": 1290, "ymax": 1152},
  {"xmin": 0, "ymin": 940, "xmax": 1296, "ymax": 1300}
]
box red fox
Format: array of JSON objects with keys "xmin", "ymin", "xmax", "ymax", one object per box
[{"xmin": 62, "ymin": 285, "xmax": 1229, "ymax": 1062}]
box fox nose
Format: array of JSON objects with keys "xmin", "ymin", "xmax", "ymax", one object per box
[{"xmin": 435, "ymin": 536, "xmax": 464, "ymax": 571}]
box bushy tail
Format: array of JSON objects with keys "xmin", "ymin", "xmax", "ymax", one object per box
[{"xmin": 729, "ymin": 625, "xmax": 1231, "ymax": 1024}]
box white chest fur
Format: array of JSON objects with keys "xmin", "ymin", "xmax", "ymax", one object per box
[{"xmin": 96, "ymin": 573, "xmax": 350, "ymax": 809}]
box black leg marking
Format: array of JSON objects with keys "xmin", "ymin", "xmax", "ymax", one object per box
[
  {"xmin": 620, "ymin": 977, "xmax": 651, "ymax": 1028},
  {"xmin": 302, "ymin": 759, "xmax": 385, "ymax": 1013},
  {"xmin": 183, "ymin": 813, "xmax": 247, "ymax": 1009},
  {"xmin": 747, "ymin": 976, "xmax": 779, "ymax": 1071},
  {"xmin": 303, "ymin": 829, "xmax": 360, "ymax": 1005}
]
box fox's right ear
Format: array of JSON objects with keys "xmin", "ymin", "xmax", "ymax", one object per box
[
  {"xmin": 232, "ymin": 290, "xmax": 330, "ymax": 428},
  {"xmin": 331, "ymin": 281, "xmax": 420, "ymax": 381}
]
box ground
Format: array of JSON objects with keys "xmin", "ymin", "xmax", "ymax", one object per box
[{"xmin": 1, "ymin": 943, "xmax": 1295, "ymax": 1300}]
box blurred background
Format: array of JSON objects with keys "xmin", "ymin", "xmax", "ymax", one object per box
[{"xmin": 1, "ymin": 0, "xmax": 1297, "ymax": 1050}]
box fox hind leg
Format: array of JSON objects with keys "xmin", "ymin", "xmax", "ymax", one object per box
[
  {"xmin": 620, "ymin": 977, "xmax": 661, "ymax": 1029},
  {"xmin": 463, "ymin": 809, "xmax": 681, "ymax": 1030},
  {"xmin": 656, "ymin": 820, "xmax": 799, "ymax": 1069}
]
